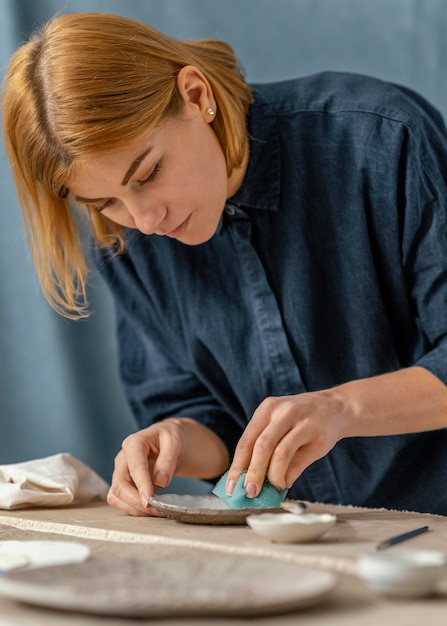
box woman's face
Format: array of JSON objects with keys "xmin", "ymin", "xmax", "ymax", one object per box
[{"xmin": 68, "ymin": 108, "xmax": 244, "ymax": 245}]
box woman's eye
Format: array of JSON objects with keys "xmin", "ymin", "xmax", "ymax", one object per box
[
  {"xmin": 92, "ymin": 198, "xmax": 115, "ymax": 213},
  {"xmin": 84, "ymin": 162, "xmax": 161, "ymax": 212},
  {"xmin": 137, "ymin": 162, "xmax": 161, "ymax": 187}
]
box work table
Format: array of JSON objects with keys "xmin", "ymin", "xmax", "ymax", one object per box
[{"xmin": 0, "ymin": 500, "xmax": 446, "ymax": 625}]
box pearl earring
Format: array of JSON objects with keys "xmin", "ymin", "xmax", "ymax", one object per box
[{"xmin": 206, "ymin": 107, "xmax": 215, "ymax": 115}]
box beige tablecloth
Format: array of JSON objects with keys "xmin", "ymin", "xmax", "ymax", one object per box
[{"xmin": 0, "ymin": 501, "xmax": 446, "ymax": 625}]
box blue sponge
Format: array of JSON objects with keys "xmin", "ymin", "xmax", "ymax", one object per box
[{"xmin": 212, "ymin": 470, "xmax": 288, "ymax": 509}]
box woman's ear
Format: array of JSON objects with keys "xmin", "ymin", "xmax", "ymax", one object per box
[{"xmin": 177, "ymin": 65, "xmax": 216, "ymax": 122}]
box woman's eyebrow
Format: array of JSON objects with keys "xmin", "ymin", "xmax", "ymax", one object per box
[
  {"xmin": 72, "ymin": 146, "xmax": 154, "ymax": 202},
  {"xmin": 121, "ymin": 147, "xmax": 152, "ymax": 185}
]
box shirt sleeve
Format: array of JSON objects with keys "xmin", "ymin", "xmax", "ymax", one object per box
[
  {"xmin": 399, "ymin": 101, "xmax": 447, "ymax": 384},
  {"xmin": 114, "ymin": 299, "xmax": 243, "ymax": 457}
]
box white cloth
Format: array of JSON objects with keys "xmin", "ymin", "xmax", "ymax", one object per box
[{"xmin": 0, "ymin": 453, "xmax": 110, "ymax": 510}]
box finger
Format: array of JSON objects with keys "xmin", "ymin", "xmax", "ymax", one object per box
[
  {"xmin": 107, "ymin": 489, "xmax": 165, "ymax": 517},
  {"xmin": 225, "ymin": 400, "xmax": 276, "ymax": 494},
  {"xmin": 121, "ymin": 435, "xmax": 156, "ymax": 502},
  {"xmin": 243, "ymin": 422, "xmax": 284, "ymax": 497},
  {"xmin": 225, "ymin": 435, "xmax": 254, "ymax": 495},
  {"xmin": 106, "ymin": 486, "xmax": 151, "ymax": 517},
  {"xmin": 284, "ymin": 441, "xmax": 329, "ymax": 488},
  {"xmin": 109, "ymin": 448, "xmax": 154, "ymax": 514},
  {"xmin": 107, "ymin": 462, "xmax": 167, "ymax": 517},
  {"xmin": 107, "ymin": 469, "xmax": 152, "ymax": 516},
  {"xmin": 150, "ymin": 427, "xmax": 184, "ymax": 489},
  {"xmin": 242, "ymin": 396, "xmax": 300, "ymax": 497},
  {"xmin": 265, "ymin": 423, "xmax": 310, "ymax": 489}
]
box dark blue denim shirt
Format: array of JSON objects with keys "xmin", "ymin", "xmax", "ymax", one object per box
[{"xmin": 97, "ymin": 71, "xmax": 447, "ymax": 515}]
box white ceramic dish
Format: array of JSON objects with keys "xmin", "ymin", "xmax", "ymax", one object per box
[
  {"xmin": 0, "ymin": 541, "xmax": 90, "ymax": 573},
  {"xmin": 357, "ymin": 549, "xmax": 447, "ymax": 597},
  {"xmin": 147, "ymin": 494, "xmax": 281, "ymax": 524},
  {"xmin": 246, "ymin": 512, "xmax": 337, "ymax": 543}
]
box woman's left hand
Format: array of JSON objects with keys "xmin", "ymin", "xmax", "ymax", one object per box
[{"xmin": 225, "ymin": 390, "xmax": 348, "ymax": 498}]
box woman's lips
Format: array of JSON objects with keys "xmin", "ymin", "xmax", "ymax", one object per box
[{"xmin": 164, "ymin": 214, "xmax": 192, "ymax": 238}]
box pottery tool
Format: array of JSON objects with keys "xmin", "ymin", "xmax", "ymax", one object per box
[
  {"xmin": 376, "ymin": 525, "xmax": 430, "ymax": 551},
  {"xmin": 281, "ymin": 501, "xmax": 309, "ymax": 514}
]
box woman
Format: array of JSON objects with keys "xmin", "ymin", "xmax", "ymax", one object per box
[{"xmin": 3, "ymin": 12, "xmax": 447, "ymax": 517}]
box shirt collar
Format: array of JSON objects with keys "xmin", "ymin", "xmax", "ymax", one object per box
[{"xmin": 229, "ymin": 86, "xmax": 281, "ymax": 212}]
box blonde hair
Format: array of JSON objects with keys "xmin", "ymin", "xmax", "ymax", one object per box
[{"xmin": 2, "ymin": 12, "xmax": 252, "ymax": 318}]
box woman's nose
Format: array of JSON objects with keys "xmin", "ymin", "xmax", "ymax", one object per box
[{"xmin": 127, "ymin": 201, "xmax": 166, "ymax": 235}]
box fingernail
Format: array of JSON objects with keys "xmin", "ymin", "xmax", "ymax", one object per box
[
  {"xmin": 141, "ymin": 493, "xmax": 150, "ymax": 508},
  {"xmin": 245, "ymin": 482, "xmax": 258, "ymax": 498},
  {"xmin": 148, "ymin": 506, "xmax": 163, "ymax": 517},
  {"xmin": 226, "ymin": 479, "xmax": 236, "ymax": 495},
  {"xmin": 154, "ymin": 472, "xmax": 169, "ymax": 488}
]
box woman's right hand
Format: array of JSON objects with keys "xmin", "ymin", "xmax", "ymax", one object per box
[
  {"xmin": 107, "ymin": 417, "xmax": 229, "ymax": 516},
  {"xmin": 107, "ymin": 418, "xmax": 186, "ymax": 516}
]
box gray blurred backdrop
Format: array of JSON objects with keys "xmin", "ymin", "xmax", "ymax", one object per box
[{"xmin": 1, "ymin": 0, "xmax": 446, "ymax": 491}]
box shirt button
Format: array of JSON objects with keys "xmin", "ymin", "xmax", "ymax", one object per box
[{"xmin": 225, "ymin": 205, "xmax": 236, "ymax": 216}]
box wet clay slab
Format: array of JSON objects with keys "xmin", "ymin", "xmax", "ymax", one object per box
[{"xmin": 0, "ymin": 556, "xmax": 338, "ymax": 617}]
